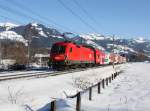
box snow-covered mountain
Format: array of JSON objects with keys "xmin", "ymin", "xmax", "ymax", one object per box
[
  {"xmin": 0, "ymin": 31, "xmax": 27, "ymax": 45},
  {"xmin": 133, "ymin": 37, "xmax": 146, "ymax": 43},
  {"xmin": 81, "ymin": 33, "xmax": 105, "ymax": 40},
  {"xmin": 0, "ymin": 22, "xmax": 64, "ymax": 48},
  {"xmin": 0, "ymin": 22, "xmax": 150, "ymax": 57},
  {"xmin": 78, "ymin": 33, "xmax": 150, "ymax": 56}
]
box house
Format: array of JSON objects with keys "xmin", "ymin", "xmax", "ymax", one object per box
[{"xmin": 34, "ymin": 54, "xmax": 50, "ymax": 67}]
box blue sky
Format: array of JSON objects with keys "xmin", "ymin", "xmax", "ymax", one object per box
[{"xmin": 0, "ymin": 0, "xmax": 150, "ymax": 39}]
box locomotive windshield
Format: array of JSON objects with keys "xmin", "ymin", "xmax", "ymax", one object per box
[{"xmin": 51, "ymin": 45, "xmax": 66, "ymax": 54}]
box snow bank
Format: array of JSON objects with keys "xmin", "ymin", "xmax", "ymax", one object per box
[
  {"xmin": 0, "ymin": 64, "xmax": 124, "ymax": 111},
  {"xmin": 70, "ymin": 62, "xmax": 150, "ymax": 111}
]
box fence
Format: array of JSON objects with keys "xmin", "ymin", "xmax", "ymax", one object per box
[{"xmin": 50, "ymin": 71, "xmax": 121, "ymax": 111}]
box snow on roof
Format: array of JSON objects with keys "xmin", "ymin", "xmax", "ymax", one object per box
[{"xmin": 34, "ymin": 54, "xmax": 49, "ymax": 58}]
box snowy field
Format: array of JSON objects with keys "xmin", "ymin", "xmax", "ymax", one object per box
[
  {"xmin": 0, "ymin": 63, "xmax": 149, "ymax": 111},
  {"xmin": 0, "ymin": 70, "xmax": 53, "ymax": 77},
  {"xmin": 75, "ymin": 62, "xmax": 150, "ymax": 111}
]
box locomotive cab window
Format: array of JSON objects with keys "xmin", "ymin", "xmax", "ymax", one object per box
[
  {"xmin": 70, "ymin": 47, "xmax": 72, "ymax": 53},
  {"xmin": 51, "ymin": 45, "xmax": 66, "ymax": 54}
]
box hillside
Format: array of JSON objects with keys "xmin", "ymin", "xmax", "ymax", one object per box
[{"xmin": 0, "ymin": 22, "xmax": 150, "ymax": 61}]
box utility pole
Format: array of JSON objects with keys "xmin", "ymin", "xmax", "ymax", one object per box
[
  {"xmin": 112, "ymin": 34, "xmax": 115, "ymax": 69},
  {"xmin": 124, "ymin": 39, "xmax": 127, "ymax": 60},
  {"xmin": 27, "ymin": 39, "xmax": 30, "ymax": 68},
  {"xmin": 26, "ymin": 24, "xmax": 32, "ymax": 69},
  {"xmin": 0, "ymin": 33, "xmax": 2, "ymax": 65}
]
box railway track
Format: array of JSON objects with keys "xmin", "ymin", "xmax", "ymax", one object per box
[{"xmin": 0, "ymin": 64, "xmax": 122, "ymax": 82}]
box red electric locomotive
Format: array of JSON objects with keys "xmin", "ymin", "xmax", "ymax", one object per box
[
  {"xmin": 50, "ymin": 41, "xmax": 126, "ymax": 70},
  {"xmin": 50, "ymin": 41, "xmax": 95, "ymax": 70}
]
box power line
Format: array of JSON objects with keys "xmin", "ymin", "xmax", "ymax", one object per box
[
  {"xmin": 72, "ymin": 0, "xmax": 103, "ymax": 31},
  {"xmin": 0, "ymin": 15, "xmax": 23, "ymax": 24},
  {"xmin": 0, "ymin": 3, "xmax": 59, "ymax": 32},
  {"xmin": 0, "ymin": 4, "xmax": 40, "ymax": 22},
  {"xmin": 57, "ymin": 0, "xmax": 99, "ymax": 33},
  {"xmin": 0, "ymin": 3, "xmax": 80, "ymax": 41},
  {"xmin": 4, "ymin": 0, "xmax": 76, "ymax": 33}
]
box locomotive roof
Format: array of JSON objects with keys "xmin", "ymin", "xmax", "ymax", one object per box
[
  {"xmin": 53, "ymin": 41, "xmax": 104, "ymax": 51},
  {"xmin": 54, "ymin": 41, "xmax": 78, "ymax": 46}
]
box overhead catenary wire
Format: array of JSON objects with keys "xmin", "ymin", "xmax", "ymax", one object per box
[
  {"xmin": 0, "ymin": 0, "xmax": 98, "ymax": 35},
  {"xmin": 4, "ymin": 0, "xmax": 77, "ymax": 33},
  {"xmin": 57, "ymin": 0, "xmax": 99, "ymax": 33},
  {"xmin": 0, "ymin": 1, "xmax": 81, "ymax": 43},
  {"xmin": 0, "ymin": 4, "xmax": 42, "ymax": 23},
  {"xmin": 72, "ymin": 0, "xmax": 103, "ymax": 31},
  {"xmin": 0, "ymin": 15, "xmax": 23, "ymax": 24}
]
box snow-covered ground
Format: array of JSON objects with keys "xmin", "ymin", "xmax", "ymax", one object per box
[
  {"xmin": 0, "ymin": 70, "xmax": 53, "ymax": 77},
  {"xmin": 0, "ymin": 63, "xmax": 150, "ymax": 111},
  {"xmin": 0, "ymin": 31, "xmax": 28, "ymax": 45},
  {"xmin": 76, "ymin": 62, "xmax": 150, "ymax": 111}
]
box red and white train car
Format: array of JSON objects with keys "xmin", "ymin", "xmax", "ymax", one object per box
[{"xmin": 50, "ymin": 41, "xmax": 126, "ymax": 70}]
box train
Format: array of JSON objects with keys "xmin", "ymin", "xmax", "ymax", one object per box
[{"xmin": 50, "ymin": 41, "xmax": 126, "ymax": 70}]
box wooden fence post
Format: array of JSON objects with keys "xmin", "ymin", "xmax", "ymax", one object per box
[
  {"xmin": 112, "ymin": 74, "xmax": 113, "ymax": 80},
  {"xmin": 51, "ymin": 100, "xmax": 56, "ymax": 111},
  {"xmin": 109, "ymin": 76, "xmax": 111, "ymax": 83},
  {"xmin": 106, "ymin": 78, "xmax": 108, "ymax": 86},
  {"xmin": 89, "ymin": 87, "xmax": 92, "ymax": 101},
  {"xmin": 102, "ymin": 79, "xmax": 105, "ymax": 89},
  {"xmin": 117, "ymin": 72, "xmax": 119, "ymax": 76},
  {"xmin": 107, "ymin": 78, "xmax": 109, "ymax": 85},
  {"xmin": 98, "ymin": 82, "xmax": 101, "ymax": 94},
  {"xmin": 116, "ymin": 72, "xmax": 118, "ymax": 77},
  {"xmin": 76, "ymin": 92, "xmax": 81, "ymax": 111},
  {"xmin": 116, "ymin": 72, "xmax": 117, "ymax": 77},
  {"xmin": 114, "ymin": 73, "xmax": 116, "ymax": 79}
]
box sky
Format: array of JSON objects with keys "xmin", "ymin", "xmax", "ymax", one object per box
[{"xmin": 0, "ymin": 0, "xmax": 150, "ymax": 39}]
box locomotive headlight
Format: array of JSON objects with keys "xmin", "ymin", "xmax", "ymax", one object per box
[
  {"xmin": 54, "ymin": 56, "xmax": 61, "ymax": 60},
  {"xmin": 54, "ymin": 54, "xmax": 67, "ymax": 61}
]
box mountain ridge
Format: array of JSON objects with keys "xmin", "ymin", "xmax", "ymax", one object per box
[{"xmin": 0, "ymin": 22, "xmax": 150, "ymax": 57}]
